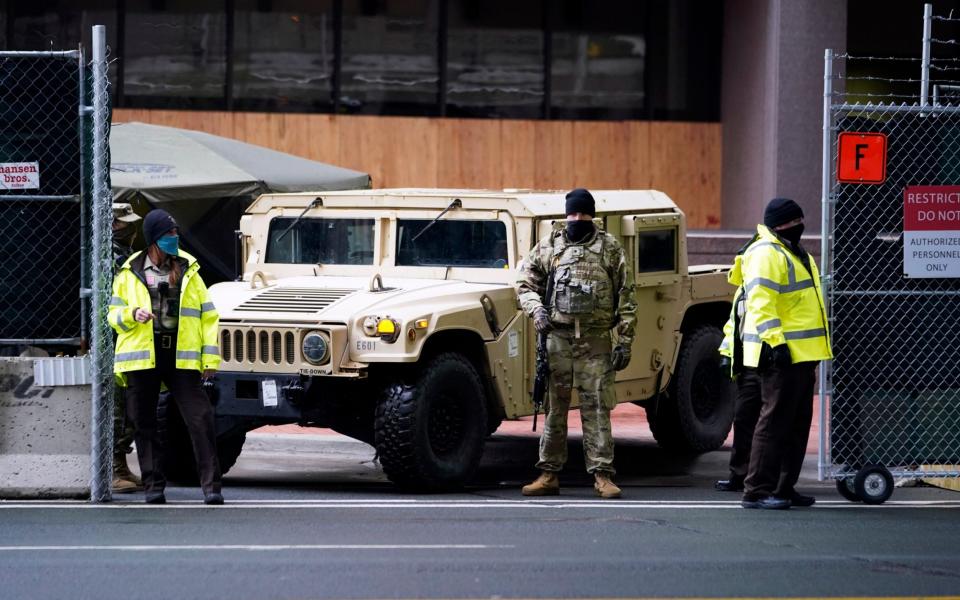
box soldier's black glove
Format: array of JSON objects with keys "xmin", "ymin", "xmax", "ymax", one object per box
[
  {"xmin": 772, "ymin": 344, "xmax": 792, "ymax": 368},
  {"xmin": 611, "ymin": 345, "xmax": 631, "ymax": 371},
  {"xmin": 718, "ymin": 355, "xmax": 733, "ymax": 378},
  {"xmin": 533, "ymin": 306, "xmax": 553, "ymax": 334}
]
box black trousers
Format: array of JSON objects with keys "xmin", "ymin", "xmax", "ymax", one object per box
[
  {"xmin": 126, "ymin": 333, "xmax": 221, "ymax": 495},
  {"xmin": 743, "ymin": 361, "xmax": 816, "ymax": 500},
  {"xmin": 728, "ymin": 367, "xmax": 762, "ymax": 481}
]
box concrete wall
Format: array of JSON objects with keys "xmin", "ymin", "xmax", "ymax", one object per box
[
  {"xmin": 721, "ymin": 0, "xmax": 847, "ymax": 231},
  {"xmin": 0, "ymin": 358, "xmax": 90, "ymax": 498}
]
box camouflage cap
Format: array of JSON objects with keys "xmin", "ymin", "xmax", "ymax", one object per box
[{"xmin": 112, "ymin": 202, "xmax": 141, "ymax": 223}]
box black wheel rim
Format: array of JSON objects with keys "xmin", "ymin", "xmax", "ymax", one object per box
[
  {"xmin": 691, "ymin": 358, "xmax": 722, "ymax": 421},
  {"xmin": 428, "ymin": 392, "xmax": 465, "ymax": 458}
]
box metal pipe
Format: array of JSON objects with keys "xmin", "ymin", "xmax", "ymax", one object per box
[
  {"xmin": 78, "ymin": 46, "xmax": 89, "ymax": 351},
  {"xmin": 921, "ymin": 3, "xmax": 932, "ymax": 107},
  {"xmin": 88, "ymin": 25, "xmax": 113, "ymax": 504},
  {"xmin": 818, "ymin": 48, "xmax": 834, "ymax": 482},
  {"xmin": 0, "ymin": 50, "xmax": 81, "ymax": 58},
  {"xmin": 834, "ymin": 289, "xmax": 960, "ymax": 297},
  {"xmin": 834, "ymin": 103, "xmax": 960, "ymax": 114},
  {"xmin": 0, "ymin": 338, "xmax": 83, "ymax": 345},
  {"xmin": 0, "ymin": 194, "xmax": 80, "ymax": 202}
]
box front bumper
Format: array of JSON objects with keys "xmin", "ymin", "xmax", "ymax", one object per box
[{"xmin": 210, "ymin": 371, "xmax": 306, "ymax": 421}]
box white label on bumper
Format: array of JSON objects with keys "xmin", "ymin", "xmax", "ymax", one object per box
[{"xmin": 261, "ymin": 380, "xmax": 278, "ymax": 407}]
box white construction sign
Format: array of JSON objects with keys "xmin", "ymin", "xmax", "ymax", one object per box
[
  {"xmin": 903, "ymin": 185, "xmax": 960, "ymax": 278},
  {"xmin": 0, "ymin": 162, "xmax": 39, "ymax": 190}
]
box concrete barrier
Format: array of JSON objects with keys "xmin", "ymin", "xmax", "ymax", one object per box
[{"xmin": 0, "ymin": 358, "xmax": 90, "ymax": 498}]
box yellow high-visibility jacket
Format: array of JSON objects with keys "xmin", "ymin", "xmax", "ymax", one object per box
[
  {"xmin": 738, "ymin": 224, "xmax": 832, "ymax": 367},
  {"xmin": 108, "ymin": 249, "xmax": 220, "ymax": 380}
]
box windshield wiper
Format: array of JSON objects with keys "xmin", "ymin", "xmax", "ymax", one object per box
[
  {"xmin": 276, "ymin": 197, "xmax": 322, "ymax": 242},
  {"xmin": 411, "ymin": 198, "xmax": 461, "ymax": 242}
]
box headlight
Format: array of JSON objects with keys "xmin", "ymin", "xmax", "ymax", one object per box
[{"xmin": 302, "ymin": 331, "xmax": 330, "ymax": 365}]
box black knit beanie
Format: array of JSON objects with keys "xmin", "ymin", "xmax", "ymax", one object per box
[
  {"xmin": 763, "ymin": 197, "xmax": 804, "ymax": 228},
  {"xmin": 565, "ymin": 188, "xmax": 596, "ymax": 216},
  {"xmin": 142, "ymin": 209, "xmax": 178, "ymax": 247}
]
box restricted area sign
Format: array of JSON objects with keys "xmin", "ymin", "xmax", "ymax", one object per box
[
  {"xmin": 903, "ymin": 185, "xmax": 960, "ymax": 278},
  {"xmin": 838, "ymin": 132, "xmax": 887, "ymax": 184}
]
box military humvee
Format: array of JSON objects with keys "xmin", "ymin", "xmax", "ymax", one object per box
[{"xmin": 162, "ymin": 189, "xmax": 735, "ymax": 490}]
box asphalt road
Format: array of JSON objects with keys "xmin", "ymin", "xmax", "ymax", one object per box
[{"xmin": 1, "ymin": 432, "xmax": 959, "ymax": 600}]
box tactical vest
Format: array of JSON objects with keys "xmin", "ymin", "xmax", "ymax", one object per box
[{"xmin": 548, "ymin": 230, "xmax": 617, "ymax": 332}]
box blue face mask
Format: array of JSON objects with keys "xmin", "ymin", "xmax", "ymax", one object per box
[{"xmin": 156, "ymin": 235, "xmax": 179, "ymax": 256}]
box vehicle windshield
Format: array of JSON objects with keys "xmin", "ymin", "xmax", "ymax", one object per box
[
  {"xmin": 396, "ymin": 219, "xmax": 508, "ymax": 268},
  {"xmin": 266, "ymin": 217, "xmax": 375, "ymax": 265}
]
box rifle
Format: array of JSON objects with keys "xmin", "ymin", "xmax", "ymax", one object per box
[
  {"xmin": 532, "ymin": 329, "xmax": 548, "ymax": 432},
  {"xmin": 531, "ymin": 266, "xmax": 555, "ymax": 432}
]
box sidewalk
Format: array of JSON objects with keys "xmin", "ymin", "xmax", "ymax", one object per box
[{"xmin": 256, "ymin": 398, "xmax": 826, "ymax": 457}]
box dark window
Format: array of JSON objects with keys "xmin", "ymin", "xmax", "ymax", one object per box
[
  {"xmin": 233, "ymin": 0, "xmax": 335, "ymax": 112},
  {"xmin": 266, "ymin": 217, "xmax": 376, "ymax": 265},
  {"xmin": 396, "ymin": 219, "xmax": 508, "ymax": 268},
  {"xmin": 339, "ymin": 0, "xmax": 438, "ymax": 115},
  {"xmin": 123, "ymin": 1, "xmax": 227, "ymax": 109},
  {"xmin": 446, "ymin": 0, "xmax": 543, "ymax": 118},
  {"xmin": 6, "ymin": 1, "xmax": 119, "ymax": 102},
  {"xmin": 637, "ymin": 228, "xmax": 676, "ymax": 274},
  {"xmin": 548, "ymin": 0, "xmax": 647, "ymax": 120}
]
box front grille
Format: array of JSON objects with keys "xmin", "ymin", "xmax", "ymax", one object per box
[
  {"xmin": 220, "ymin": 326, "xmax": 298, "ymax": 367},
  {"xmin": 235, "ymin": 287, "xmax": 357, "ymax": 314}
]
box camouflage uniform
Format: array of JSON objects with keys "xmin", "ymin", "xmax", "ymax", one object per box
[{"xmin": 517, "ymin": 223, "xmax": 637, "ymax": 474}]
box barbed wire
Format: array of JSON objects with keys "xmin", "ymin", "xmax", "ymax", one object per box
[{"xmin": 834, "ymin": 53, "xmax": 921, "ymax": 62}]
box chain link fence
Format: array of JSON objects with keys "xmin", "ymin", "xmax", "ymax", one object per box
[
  {"xmin": 0, "ymin": 30, "xmax": 114, "ymax": 501},
  {"xmin": 821, "ymin": 4, "xmax": 960, "ymax": 502}
]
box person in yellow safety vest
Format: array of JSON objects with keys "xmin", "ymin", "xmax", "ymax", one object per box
[
  {"xmin": 738, "ymin": 198, "xmax": 832, "ymax": 510},
  {"xmin": 714, "ymin": 241, "xmax": 763, "ymax": 494},
  {"xmin": 108, "ymin": 209, "xmax": 224, "ymax": 505}
]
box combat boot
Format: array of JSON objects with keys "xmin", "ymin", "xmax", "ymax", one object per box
[
  {"xmin": 521, "ymin": 471, "xmax": 560, "ymax": 496},
  {"xmin": 112, "ymin": 453, "xmax": 143, "ymax": 494},
  {"xmin": 594, "ymin": 473, "xmax": 621, "ymax": 498}
]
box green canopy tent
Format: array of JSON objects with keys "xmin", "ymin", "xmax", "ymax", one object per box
[{"xmin": 110, "ymin": 121, "xmax": 371, "ymax": 283}]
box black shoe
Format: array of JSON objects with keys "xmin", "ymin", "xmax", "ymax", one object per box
[
  {"xmin": 145, "ymin": 492, "xmax": 166, "ymax": 505},
  {"xmin": 789, "ymin": 492, "xmax": 816, "ymax": 507},
  {"xmin": 715, "ymin": 478, "xmax": 744, "ymax": 492},
  {"xmin": 203, "ymin": 492, "xmax": 224, "ymax": 505},
  {"xmin": 741, "ymin": 496, "xmax": 791, "ymax": 510}
]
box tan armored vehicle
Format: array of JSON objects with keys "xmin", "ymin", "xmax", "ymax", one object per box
[{"xmin": 163, "ymin": 189, "xmax": 735, "ymax": 490}]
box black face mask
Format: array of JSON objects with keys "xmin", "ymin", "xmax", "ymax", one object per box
[
  {"xmin": 777, "ymin": 223, "xmax": 804, "ymax": 245},
  {"xmin": 566, "ymin": 220, "xmax": 595, "ymax": 242}
]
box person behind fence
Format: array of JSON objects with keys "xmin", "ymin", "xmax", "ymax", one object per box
[
  {"xmin": 111, "ymin": 202, "xmax": 144, "ymax": 494},
  {"xmin": 714, "ymin": 244, "xmax": 762, "ymax": 493},
  {"xmin": 739, "ymin": 197, "xmax": 832, "ymax": 510},
  {"xmin": 107, "ymin": 209, "xmax": 224, "ymax": 505},
  {"xmin": 516, "ymin": 188, "xmax": 637, "ymax": 499}
]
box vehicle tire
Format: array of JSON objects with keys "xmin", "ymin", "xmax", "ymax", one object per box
[
  {"xmin": 836, "ymin": 477, "xmax": 861, "ymax": 503},
  {"xmin": 374, "ymin": 353, "xmax": 488, "ymax": 491},
  {"xmin": 854, "ymin": 464, "xmax": 894, "ymax": 505},
  {"xmin": 652, "ymin": 324, "xmax": 736, "ymax": 452},
  {"xmin": 159, "ymin": 396, "xmax": 247, "ymax": 484}
]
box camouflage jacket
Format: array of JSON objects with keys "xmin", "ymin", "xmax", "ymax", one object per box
[{"xmin": 517, "ymin": 226, "xmax": 637, "ymax": 343}]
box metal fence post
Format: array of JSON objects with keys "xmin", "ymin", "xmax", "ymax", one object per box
[
  {"xmin": 89, "ymin": 24, "xmax": 114, "ymax": 503},
  {"xmin": 920, "ymin": 3, "xmax": 932, "ymax": 108},
  {"xmin": 819, "ymin": 48, "xmax": 834, "ymax": 481}
]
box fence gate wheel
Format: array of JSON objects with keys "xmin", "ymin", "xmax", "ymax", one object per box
[
  {"xmin": 836, "ymin": 477, "xmax": 861, "ymax": 503},
  {"xmin": 854, "ymin": 465, "xmax": 894, "ymax": 505}
]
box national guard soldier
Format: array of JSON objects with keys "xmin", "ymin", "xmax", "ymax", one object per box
[
  {"xmin": 517, "ymin": 188, "xmax": 637, "ymax": 498},
  {"xmin": 739, "ymin": 198, "xmax": 832, "ymax": 509},
  {"xmin": 111, "ymin": 202, "xmax": 143, "ymax": 493}
]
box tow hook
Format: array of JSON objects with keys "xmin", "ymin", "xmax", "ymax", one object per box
[
  {"xmin": 202, "ymin": 377, "xmax": 219, "ymax": 405},
  {"xmin": 282, "ymin": 380, "xmax": 305, "ymax": 405}
]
